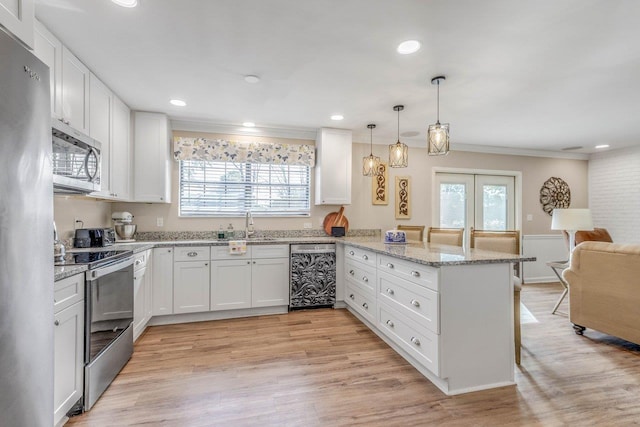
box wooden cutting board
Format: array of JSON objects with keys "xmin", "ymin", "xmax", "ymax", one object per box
[{"xmin": 323, "ymin": 206, "xmax": 349, "ymax": 235}]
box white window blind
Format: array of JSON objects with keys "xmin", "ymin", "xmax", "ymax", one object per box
[{"xmin": 179, "ymin": 160, "xmax": 310, "ymax": 216}]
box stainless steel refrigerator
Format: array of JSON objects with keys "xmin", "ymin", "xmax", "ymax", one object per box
[{"xmin": 0, "ymin": 29, "xmax": 54, "ymax": 426}]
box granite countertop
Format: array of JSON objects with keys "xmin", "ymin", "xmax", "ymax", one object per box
[{"xmin": 54, "ymin": 264, "xmax": 88, "ymax": 281}]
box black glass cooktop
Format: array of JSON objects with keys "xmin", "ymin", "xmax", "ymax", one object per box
[{"xmin": 55, "ymin": 250, "xmax": 132, "ymax": 269}]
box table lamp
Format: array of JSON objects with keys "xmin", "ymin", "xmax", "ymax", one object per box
[{"xmin": 551, "ymin": 208, "xmax": 594, "ymax": 263}]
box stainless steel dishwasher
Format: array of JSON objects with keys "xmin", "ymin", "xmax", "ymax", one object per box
[{"xmin": 290, "ymin": 244, "xmax": 336, "ymax": 310}]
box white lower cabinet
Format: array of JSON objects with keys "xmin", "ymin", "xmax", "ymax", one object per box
[
  {"xmin": 133, "ymin": 249, "xmax": 152, "ymax": 341},
  {"xmin": 152, "ymin": 247, "xmax": 173, "ymax": 316},
  {"xmin": 173, "ymin": 246, "xmax": 211, "ymax": 314},
  {"xmin": 53, "ymin": 273, "xmax": 84, "ymax": 427},
  {"xmin": 210, "ymin": 259, "xmax": 252, "ymax": 311},
  {"xmin": 251, "ymin": 257, "xmax": 289, "ymax": 307}
]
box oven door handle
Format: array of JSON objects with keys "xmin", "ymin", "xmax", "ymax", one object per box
[{"xmin": 88, "ymin": 257, "xmax": 133, "ymax": 280}]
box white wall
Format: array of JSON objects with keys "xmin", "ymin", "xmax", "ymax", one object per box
[{"xmin": 589, "ymin": 145, "xmax": 640, "ymax": 244}]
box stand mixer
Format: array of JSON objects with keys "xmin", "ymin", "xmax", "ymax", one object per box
[{"xmin": 112, "ymin": 211, "xmax": 137, "ymax": 242}]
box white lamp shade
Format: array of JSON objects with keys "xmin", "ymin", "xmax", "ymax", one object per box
[{"xmin": 551, "ymin": 208, "xmax": 594, "ymax": 231}]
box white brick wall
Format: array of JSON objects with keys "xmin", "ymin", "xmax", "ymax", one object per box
[{"xmin": 589, "ymin": 146, "xmax": 640, "ymax": 243}]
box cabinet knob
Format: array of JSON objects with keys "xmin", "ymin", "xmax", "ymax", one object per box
[
  {"xmin": 135, "ymin": 259, "xmax": 142, "ymax": 266},
  {"xmin": 411, "ymin": 337, "xmax": 421, "ymax": 346},
  {"xmin": 160, "ymin": 197, "xmax": 163, "ymax": 200},
  {"xmin": 349, "ymin": 294, "xmax": 355, "ymax": 300},
  {"xmin": 386, "ymin": 288, "xmax": 394, "ymax": 295},
  {"xmin": 386, "ymin": 319, "xmax": 394, "ymax": 327},
  {"xmin": 187, "ymin": 251, "xmax": 198, "ymax": 257},
  {"xmin": 349, "ymin": 270, "xmax": 354, "ymax": 276},
  {"xmin": 362, "ymin": 254, "xmax": 368, "ymax": 260},
  {"xmin": 386, "ymin": 263, "xmax": 394, "ymax": 269},
  {"xmin": 253, "ymin": 261, "xmax": 256, "ymax": 264},
  {"xmin": 362, "ymin": 302, "xmax": 368, "ymax": 310},
  {"xmin": 362, "ymin": 276, "xmax": 368, "ymax": 283},
  {"xmin": 204, "ymin": 263, "xmax": 208, "ymax": 266},
  {"xmin": 168, "ymin": 249, "xmax": 172, "ymax": 253},
  {"xmin": 247, "ymin": 261, "xmax": 251, "ymax": 264},
  {"xmin": 54, "ymin": 320, "xmax": 59, "ymax": 326},
  {"xmin": 349, "ymin": 251, "xmax": 355, "ymax": 256},
  {"xmin": 411, "ymin": 270, "xmax": 420, "ymax": 277},
  {"xmin": 411, "ymin": 299, "xmax": 420, "ymax": 308}
]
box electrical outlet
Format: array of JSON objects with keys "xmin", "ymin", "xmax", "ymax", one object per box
[
  {"xmin": 303, "ymin": 222, "xmax": 312, "ymax": 229},
  {"xmin": 526, "ymin": 214, "xmax": 533, "ymax": 221},
  {"xmin": 157, "ymin": 217, "xmax": 164, "ymax": 227}
]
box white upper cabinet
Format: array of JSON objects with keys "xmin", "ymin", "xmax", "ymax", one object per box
[
  {"xmin": 133, "ymin": 112, "xmax": 172, "ymax": 203},
  {"xmin": 111, "ymin": 96, "xmax": 131, "ymax": 200},
  {"xmin": 61, "ymin": 46, "xmax": 90, "ymax": 133},
  {"xmin": 89, "ymin": 73, "xmax": 112, "ymax": 198},
  {"xmin": 0, "ymin": 0, "xmax": 34, "ymax": 48},
  {"xmin": 315, "ymin": 128, "xmax": 352, "ymax": 205},
  {"xmin": 33, "ymin": 19, "xmax": 62, "ymax": 118}
]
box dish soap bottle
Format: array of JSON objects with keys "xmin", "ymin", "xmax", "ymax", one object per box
[
  {"xmin": 217, "ymin": 225, "xmax": 225, "ymax": 240},
  {"xmin": 227, "ymin": 223, "xmax": 235, "ymax": 240}
]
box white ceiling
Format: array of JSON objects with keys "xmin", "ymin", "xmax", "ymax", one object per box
[{"xmin": 35, "ymin": 0, "xmax": 640, "ymax": 155}]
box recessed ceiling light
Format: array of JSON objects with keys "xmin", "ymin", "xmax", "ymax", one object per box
[
  {"xmin": 397, "ymin": 40, "xmax": 421, "ymax": 55},
  {"xmin": 170, "ymin": 99, "xmax": 186, "ymax": 107},
  {"xmin": 330, "ymin": 114, "xmax": 344, "ymax": 121},
  {"xmin": 595, "ymin": 144, "xmax": 610, "ymax": 149},
  {"xmin": 111, "ymin": 0, "xmax": 138, "ymax": 7},
  {"xmin": 244, "ymin": 75, "xmax": 260, "ymax": 84},
  {"xmin": 242, "ymin": 122, "xmax": 255, "ymax": 128}
]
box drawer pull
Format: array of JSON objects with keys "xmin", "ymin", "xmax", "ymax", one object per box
[
  {"xmin": 349, "ymin": 270, "xmax": 355, "ymax": 276},
  {"xmin": 349, "ymin": 294, "xmax": 355, "ymax": 300},
  {"xmin": 411, "ymin": 270, "xmax": 421, "ymax": 277},
  {"xmin": 411, "ymin": 337, "xmax": 421, "ymax": 346},
  {"xmin": 411, "ymin": 299, "xmax": 420, "ymax": 307},
  {"xmin": 362, "ymin": 302, "xmax": 369, "ymax": 309},
  {"xmin": 386, "ymin": 262, "xmax": 394, "ymax": 269},
  {"xmin": 349, "ymin": 250, "xmax": 355, "ymax": 256},
  {"xmin": 135, "ymin": 259, "xmax": 142, "ymax": 266},
  {"xmin": 386, "ymin": 319, "xmax": 394, "ymax": 327},
  {"xmin": 362, "ymin": 276, "xmax": 368, "ymax": 283},
  {"xmin": 386, "ymin": 288, "xmax": 394, "ymax": 295},
  {"xmin": 362, "ymin": 254, "xmax": 369, "ymax": 260},
  {"xmin": 187, "ymin": 251, "xmax": 198, "ymax": 257},
  {"xmin": 54, "ymin": 320, "xmax": 60, "ymax": 326}
]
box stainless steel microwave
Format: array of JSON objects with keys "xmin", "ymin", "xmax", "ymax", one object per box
[{"xmin": 52, "ymin": 119, "xmax": 101, "ymax": 194}]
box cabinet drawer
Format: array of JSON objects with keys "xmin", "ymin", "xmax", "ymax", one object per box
[
  {"xmin": 344, "ymin": 245, "xmax": 377, "ymax": 267},
  {"xmin": 378, "ymin": 271, "xmax": 439, "ymax": 334},
  {"xmin": 345, "ymin": 259, "xmax": 376, "ymax": 295},
  {"xmin": 54, "ymin": 273, "xmax": 85, "ymax": 314},
  {"xmin": 378, "ymin": 254, "xmax": 439, "ymax": 291},
  {"xmin": 251, "ymin": 244, "xmax": 289, "ymax": 259},
  {"xmin": 345, "ymin": 283, "xmax": 376, "ymax": 324},
  {"xmin": 210, "ymin": 245, "xmax": 252, "ymax": 260},
  {"xmin": 133, "ymin": 251, "xmax": 148, "ymax": 271},
  {"xmin": 378, "ymin": 302, "xmax": 439, "ymax": 375},
  {"xmin": 173, "ymin": 246, "xmax": 210, "ymax": 261}
]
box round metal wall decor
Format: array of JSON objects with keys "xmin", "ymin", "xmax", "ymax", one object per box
[{"xmin": 539, "ymin": 177, "xmax": 571, "ymax": 216}]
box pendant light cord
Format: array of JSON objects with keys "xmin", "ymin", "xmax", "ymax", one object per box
[
  {"xmin": 436, "ymin": 80, "xmax": 440, "ymax": 124},
  {"xmin": 397, "ymin": 108, "xmax": 400, "ymax": 142},
  {"xmin": 370, "ymin": 126, "xmax": 374, "ymax": 154}
]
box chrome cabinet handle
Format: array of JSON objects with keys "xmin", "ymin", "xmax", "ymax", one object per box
[
  {"xmin": 386, "ymin": 288, "xmax": 394, "ymax": 295},
  {"xmin": 362, "ymin": 254, "xmax": 368, "ymax": 260},
  {"xmin": 349, "ymin": 294, "xmax": 355, "ymax": 300},
  {"xmin": 386, "ymin": 263, "xmax": 394, "ymax": 268},
  {"xmin": 411, "ymin": 337, "xmax": 421, "ymax": 346},
  {"xmin": 362, "ymin": 302, "xmax": 368, "ymax": 309},
  {"xmin": 349, "ymin": 270, "xmax": 355, "ymax": 276},
  {"xmin": 135, "ymin": 259, "xmax": 142, "ymax": 266},
  {"xmin": 54, "ymin": 320, "xmax": 59, "ymax": 326},
  {"xmin": 187, "ymin": 251, "xmax": 198, "ymax": 257},
  {"xmin": 349, "ymin": 251, "xmax": 355, "ymax": 256},
  {"xmin": 411, "ymin": 299, "xmax": 420, "ymax": 307},
  {"xmin": 362, "ymin": 276, "xmax": 368, "ymax": 283},
  {"xmin": 386, "ymin": 319, "xmax": 394, "ymax": 327},
  {"xmin": 411, "ymin": 271, "xmax": 420, "ymax": 277}
]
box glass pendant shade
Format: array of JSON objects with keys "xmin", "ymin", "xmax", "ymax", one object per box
[
  {"xmin": 363, "ymin": 123, "xmax": 381, "ymax": 176},
  {"xmin": 389, "ymin": 105, "xmax": 408, "ymax": 168},
  {"xmin": 427, "ymin": 122, "xmax": 450, "ymax": 156}
]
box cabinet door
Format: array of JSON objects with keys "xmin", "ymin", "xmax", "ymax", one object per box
[
  {"xmin": 111, "ymin": 96, "xmax": 131, "ymax": 200},
  {"xmin": 210, "ymin": 260, "xmax": 251, "ymax": 311},
  {"xmin": 133, "ymin": 112, "xmax": 171, "ymax": 203},
  {"xmin": 173, "ymin": 261, "xmax": 210, "ymax": 314},
  {"xmin": 251, "ymin": 258, "xmax": 289, "ymax": 307},
  {"xmin": 144, "ymin": 250, "xmax": 153, "ymax": 321},
  {"xmin": 54, "ymin": 300, "xmax": 83, "ymax": 427},
  {"xmin": 133, "ymin": 266, "xmax": 147, "ymax": 341},
  {"xmin": 315, "ymin": 128, "xmax": 352, "ymax": 205},
  {"xmin": 0, "ymin": 0, "xmax": 34, "ymax": 48},
  {"xmin": 33, "ymin": 19, "xmax": 62, "ymax": 119},
  {"xmin": 152, "ymin": 247, "xmax": 173, "ymax": 316},
  {"xmin": 61, "ymin": 46, "xmax": 90, "ymax": 133},
  {"xmin": 89, "ymin": 73, "xmax": 112, "ymax": 197}
]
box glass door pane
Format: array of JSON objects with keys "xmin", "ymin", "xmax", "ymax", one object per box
[
  {"xmin": 475, "ymin": 175, "xmax": 515, "ymax": 230},
  {"xmin": 434, "ymin": 173, "xmax": 474, "ymax": 244}
]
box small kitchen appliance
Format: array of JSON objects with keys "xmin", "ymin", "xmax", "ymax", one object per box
[
  {"xmin": 73, "ymin": 228, "xmax": 115, "ymax": 248},
  {"xmin": 112, "ymin": 212, "xmax": 137, "ymax": 241}
]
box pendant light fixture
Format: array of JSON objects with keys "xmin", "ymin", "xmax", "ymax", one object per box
[
  {"xmin": 427, "ymin": 76, "xmax": 450, "ymax": 156},
  {"xmin": 363, "ymin": 124, "xmax": 381, "ymax": 176},
  {"xmin": 389, "ymin": 105, "xmax": 408, "ymax": 167}
]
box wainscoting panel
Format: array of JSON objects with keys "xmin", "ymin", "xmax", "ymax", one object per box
[{"xmin": 522, "ymin": 234, "xmax": 567, "ymax": 283}]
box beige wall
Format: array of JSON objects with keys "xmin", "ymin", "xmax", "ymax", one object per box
[
  {"xmin": 54, "ymin": 195, "xmax": 112, "ymax": 241},
  {"xmin": 56, "ymin": 131, "xmax": 589, "ymax": 237}
]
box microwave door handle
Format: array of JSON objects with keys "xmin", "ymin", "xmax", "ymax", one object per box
[{"xmin": 84, "ymin": 147, "xmax": 100, "ymax": 182}]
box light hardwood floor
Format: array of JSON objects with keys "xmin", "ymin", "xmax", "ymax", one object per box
[{"xmin": 67, "ymin": 283, "xmax": 640, "ymax": 426}]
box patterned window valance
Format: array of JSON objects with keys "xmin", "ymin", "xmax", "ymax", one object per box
[{"xmin": 173, "ymin": 137, "xmax": 315, "ymax": 167}]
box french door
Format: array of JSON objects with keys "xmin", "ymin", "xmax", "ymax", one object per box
[{"xmin": 434, "ymin": 172, "xmax": 516, "ymax": 243}]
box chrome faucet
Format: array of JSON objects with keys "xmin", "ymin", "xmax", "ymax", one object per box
[{"xmin": 245, "ymin": 211, "xmax": 255, "ymax": 238}]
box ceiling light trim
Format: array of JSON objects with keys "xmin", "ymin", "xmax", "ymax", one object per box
[{"xmin": 111, "ymin": 0, "xmax": 138, "ymax": 7}]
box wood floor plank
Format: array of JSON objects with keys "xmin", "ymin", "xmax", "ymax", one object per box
[{"xmin": 66, "ymin": 283, "xmax": 640, "ymax": 426}]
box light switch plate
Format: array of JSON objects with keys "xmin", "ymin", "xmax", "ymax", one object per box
[
  {"xmin": 303, "ymin": 222, "xmax": 312, "ymax": 229},
  {"xmin": 526, "ymin": 214, "xmax": 533, "ymax": 221},
  {"xmin": 157, "ymin": 217, "xmax": 164, "ymax": 227}
]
